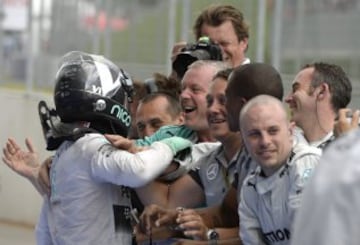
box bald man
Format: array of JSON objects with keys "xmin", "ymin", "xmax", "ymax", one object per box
[{"xmin": 239, "ymin": 95, "xmax": 321, "ymax": 245}]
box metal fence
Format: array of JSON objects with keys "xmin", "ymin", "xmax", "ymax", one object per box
[{"xmin": 0, "ymin": 0, "xmax": 359, "ymax": 106}]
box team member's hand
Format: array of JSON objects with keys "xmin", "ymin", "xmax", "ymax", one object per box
[
  {"xmin": 138, "ymin": 204, "xmax": 179, "ymax": 235},
  {"xmin": 171, "ymin": 41, "xmax": 187, "ymax": 63},
  {"xmin": 2, "ymin": 138, "xmax": 40, "ymax": 179},
  {"xmin": 105, "ymin": 134, "xmax": 143, "ymax": 153},
  {"xmin": 334, "ymin": 108, "xmax": 359, "ymax": 137},
  {"xmin": 176, "ymin": 209, "xmax": 208, "ymax": 240}
]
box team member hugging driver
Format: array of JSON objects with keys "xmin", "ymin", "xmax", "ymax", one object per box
[{"xmin": 2, "ymin": 51, "xmax": 192, "ymax": 245}]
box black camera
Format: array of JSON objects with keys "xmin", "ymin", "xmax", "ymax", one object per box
[{"xmin": 172, "ymin": 36, "xmax": 223, "ymax": 78}]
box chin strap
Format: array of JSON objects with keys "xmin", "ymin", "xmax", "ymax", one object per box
[{"xmin": 38, "ymin": 100, "xmax": 97, "ymax": 150}]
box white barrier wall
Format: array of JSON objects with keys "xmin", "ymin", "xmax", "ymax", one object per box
[{"xmin": 0, "ymin": 89, "xmax": 52, "ymax": 226}]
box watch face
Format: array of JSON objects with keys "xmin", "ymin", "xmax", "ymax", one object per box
[{"xmin": 208, "ymin": 229, "xmax": 219, "ymax": 240}]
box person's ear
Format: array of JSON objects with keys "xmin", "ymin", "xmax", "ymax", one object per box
[
  {"xmin": 239, "ymin": 97, "xmax": 247, "ymax": 108},
  {"xmin": 316, "ymin": 83, "xmax": 328, "ymax": 100},
  {"xmin": 178, "ymin": 114, "xmax": 185, "ymax": 124},
  {"xmin": 289, "ymin": 121, "xmax": 296, "ymax": 135}
]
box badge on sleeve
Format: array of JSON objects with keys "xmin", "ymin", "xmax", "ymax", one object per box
[{"xmin": 301, "ymin": 168, "xmax": 313, "ymax": 182}]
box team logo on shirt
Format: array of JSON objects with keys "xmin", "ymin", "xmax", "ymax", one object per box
[
  {"xmin": 263, "ymin": 228, "xmax": 290, "ymax": 243},
  {"xmin": 301, "ymin": 168, "xmax": 313, "ymax": 182},
  {"xmin": 207, "ymin": 163, "xmax": 219, "ymax": 180}
]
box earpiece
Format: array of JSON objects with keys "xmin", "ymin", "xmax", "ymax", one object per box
[
  {"xmin": 317, "ymin": 83, "xmax": 328, "ymax": 98},
  {"xmin": 317, "ymin": 88, "xmax": 325, "ymax": 99}
]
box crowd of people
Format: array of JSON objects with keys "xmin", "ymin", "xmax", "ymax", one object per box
[{"xmin": 2, "ymin": 3, "xmax": 359, "ymax": 245}]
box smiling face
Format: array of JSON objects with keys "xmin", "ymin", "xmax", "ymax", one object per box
[
  {"xmin": 136, "ymin": 96, "xmax": 183, "ymax": 138},
  {"xmin": 241, "ymin": 101, "xmax": 293, "ymax": 177},
  {"xmin": 206, "ymin": 77, "xmax": 232, "ymax": 141},
  {"xmin": 180, "ymin": 64, "xmax": 216, "ymax": 131},
  {"xmin": 284, "ymin": 67, "xmax": 317, "ymax": 128},
  {"xmin": 201, "ymin": 20, "xmax": 248, "ymax": 67}
]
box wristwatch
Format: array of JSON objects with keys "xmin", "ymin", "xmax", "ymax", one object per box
[{"xmin": 206, "ymin": 229, "xmax": 219, "ymax": 244}]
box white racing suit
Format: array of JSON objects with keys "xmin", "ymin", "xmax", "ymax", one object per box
[
  {"xmin": 35, "ymin": 133, "xmax": 185, "ymax": 245},
  {"xmin": 291, "ymin": 129, "xmax": 360, "ymax": 245},
  {"xmin": 239, "ymin": 142, "xmax": 321, "ymax": 245}
]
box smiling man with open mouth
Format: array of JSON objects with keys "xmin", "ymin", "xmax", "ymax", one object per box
[{"xmin": 180, "ymin": 60, "xmax": 229, "ymax": 143}]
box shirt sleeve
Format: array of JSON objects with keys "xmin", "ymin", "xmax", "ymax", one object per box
[
  {"xmin": 291, "ymin": 130, "xmax": 360, "ymax": 245},
  {"xmin": 135, "ymin": 125, "xmax": 197, "ymax": 146},
  {"xmin": 239, "ymin": 179, "xmax": 267, "ymax": 245},
  {"xmin": 90, "ymin": 141, "xmax": 175, "ymax": 188},
  {"xmin": 288, "ymin": 151, "xmax": 321, "ymax": 223}
]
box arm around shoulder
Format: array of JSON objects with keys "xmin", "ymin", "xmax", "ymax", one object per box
[{"xmin": 91, "ymin": 137, "xmax": 192, "ymax": 188}]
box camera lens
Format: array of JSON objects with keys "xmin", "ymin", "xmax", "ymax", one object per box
[
  {"xmin": 172, "ymin": 37, "xmax": 222, "ymax": 79},
  {"xmin": 172, "ymin": 50, "xmax": 211, "ymax": 78}
]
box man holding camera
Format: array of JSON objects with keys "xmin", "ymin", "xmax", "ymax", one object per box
[
  {"xmin": 193, "ymin": 4, "xmax": 250, "ymax": 68},
  {"xmin": 171, "ymin": 4, "xmax": 250, "ymax": 79}
]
